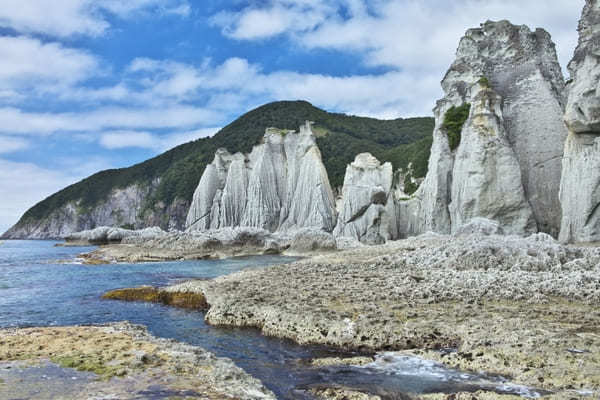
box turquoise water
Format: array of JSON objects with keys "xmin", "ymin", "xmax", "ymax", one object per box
[{"xmin": 0, "ymin": 240, "xmax": 547, "ymax": 399}]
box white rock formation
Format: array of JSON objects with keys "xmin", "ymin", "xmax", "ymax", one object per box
[
  {"xmin": 399, "ymin": 20, "xmax": 567, "ymax": 238},
  {"xmin": 2, "ymin": 182, "xmax": 188, "ymax": 240},
  {"xmin": 186, "ymin": 122, "xmax": 337, "ymax": 233},
  {"xmin": 65, "ymin": 226, "xmax": 167, "ymax": 244},
  {"xmin": 333, "ymin": 153, "xmax": 397, "ymax": 244},
  {"xmin": 559, "ymin": 0, "xmax": 600, "ymax": 243},
  {"xmin": 453, "ymin": 218, "xmax": 504, "ymax": 236},
  {"xmin": 449, "ymin": 83, "xmax": 536, "ymax": 235}
]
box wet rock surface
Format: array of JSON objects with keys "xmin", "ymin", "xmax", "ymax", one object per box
[{"xmin": 0, "ymin": 321, "xmax": 275, "ymax": 399}]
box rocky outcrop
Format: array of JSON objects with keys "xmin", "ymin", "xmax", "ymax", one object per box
[
  {"xmin": 2, "ymin": 184, "xmax": 188, "ymax": 240},
  {"xmin": 64, "ymin": 226, "xmax": 166, "ymax": 245},
  {"xmin": 0, "ymin": 322, "xmax": 275, "ymax": 400},
  {"xmin": 449, "ymin": 83, "xmax": 536, "ymax": 234},
  {"xmin": 453, "ymin": 218, "xmax": 504, "ymax": 236},
  {"xmin": 333, "ymin": 153, "xmax": 397, "ymax": 244},
  {"xmin": 165, "ymin": 232, "xmax": 600, "ymax": 396},
  {"xmin": 399, "ymin": 20, "xmax": 567, "ymax": 238},
  {"xmin": 80, "ymin": 226, "xmax": 344, "ymax": 263},
  {"xmin": 559, "ymin": 0, "xmax": 600, "ymax": 243},
  {"xmin": 186, "ymin": 122, "xmax": 337, "ymax": 233}
]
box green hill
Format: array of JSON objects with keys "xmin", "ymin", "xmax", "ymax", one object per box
[{"xmin": 14, "ymin": 101, "xmax": 434, "ymax": 230}]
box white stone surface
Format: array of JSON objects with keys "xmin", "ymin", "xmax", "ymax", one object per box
[
  {"xmin": 2, "ymin": 182, "xmax": 184, "ymax": 240},
  {"xmin": 186, "ymin": 122, "xmax": 337, "ymax": 233},
  {"xmin": 333, "ymin": 153, "xmax": 396, "ymax": 244},
  {"xmin": 449, "ymin": 84, "xmax": 536, "ymax": 235},
  {"xmin": 560, "ymin": 0, "xmax": 600, "ymax": 243},
  {"xmin": 399, "ymin": 20, "xmax": 567, "ymax": 238}
]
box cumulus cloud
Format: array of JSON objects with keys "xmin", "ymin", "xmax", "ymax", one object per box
[
  {"xmin": 0, "ymin": 157, "xmax": 96, "ymax": 233},
  {"xmin": 211, "ymin": 1, "xmax": 335, "ymax": 40},
  {"xmin": 0, "ymin": 0, "xmax": 190, "ymax": 37},
  {"xmin": 0, "ymin": 106, "xmax": 222, "ymax": 135},
  {"xmin": 0, "ymin": 135, "xmax": 28, "ymax": 153},
  {"xmin": 99, "ymin": 128, "xmax": 217, "ymax": 151},
  {"xmin": 212, "ymin": 0, "xmax": 582, "ymax": 72},
  {"xmin": 0, "ymin": 36, "xmax": 99, "ymax": 91}
]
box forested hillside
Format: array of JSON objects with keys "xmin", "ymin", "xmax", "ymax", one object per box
[{"xmin": 13, "ymin": 101, "xmax": 433, "ymax": 231}]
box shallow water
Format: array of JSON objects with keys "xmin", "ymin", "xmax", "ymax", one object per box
[{"xmin": 0, "ymin": 240, "xmax": 546, "ymax": 399}]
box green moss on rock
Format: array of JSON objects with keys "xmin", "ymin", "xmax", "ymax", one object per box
[
  {"xmin": 442, "ymin": 103, "xmax": 471, "ymax": 151},
  {"xmin": 51, "ymin": 354, "xmax": 125, "ymax": 379}
]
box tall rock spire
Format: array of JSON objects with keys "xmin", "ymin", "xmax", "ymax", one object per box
[
  {"xmin": 399, "ymin": 20, "xmax": 567, "ymax": 237},
  {"xmin": 186, "ymin": 122, "xmax": 337, "ymax": 233},
  {"xmin": 559, "ymin": 0, "xmax": 600, "ymax": 243}
]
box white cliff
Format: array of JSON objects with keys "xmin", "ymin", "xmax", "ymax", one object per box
[
  {"xmin": 333, "ymin": 153, "xmax": 397, "ymax": 244},
  {"xmin": 186, "ymin": 122, "xmax": 337, "ymax": 233},
  {"xmin": 399, "ymin": 20, "xmax": 567, "ymax": 238},
  {"xmin": 449, "ymin": 83, "xmax": 536, "ymax": 234},
  {"xmin": 559, "ymin": 0, "xmax": 600, "ymax": 243},
  {"xmin": 2, "ymin": 183, "xmax": 189, "ymax": 240}
]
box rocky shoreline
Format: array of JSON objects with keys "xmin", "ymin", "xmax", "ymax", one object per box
[
  {"xmin": 117, "ymin": 232, "xmax": 599, "ymax": 399},
  {"xmin": 0, "ymin": 321, "xmax": 275, "ymax": 399},
  {"xmin": 69, "ymin": 226, "xmax": 345, "ymax": 264},
  {"xmin": 6, "ymin": 232, "xmax": 599, "ymax": 399}
]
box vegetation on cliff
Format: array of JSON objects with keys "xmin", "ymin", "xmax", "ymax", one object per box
[
  {"xmin": 442, "ymin": 103, "xmax": 471, "ymax": 151},
  {"xmin": 14, "ymin": 101, "xmax": 433, "ymax": 229}
]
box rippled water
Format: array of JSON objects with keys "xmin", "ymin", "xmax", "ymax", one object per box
[{"xmin": 0, "ymin": 240, "xmax": 546, "ymax": 399}]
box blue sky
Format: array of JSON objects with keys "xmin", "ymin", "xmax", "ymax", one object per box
[{"xmin": 0, "ymin": 0, "xmax": 584, "ymax": 232}]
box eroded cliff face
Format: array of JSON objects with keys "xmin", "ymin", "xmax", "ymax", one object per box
[
  {"xmin": 449, "ymin": 83, "xmax": 536, "ymax": 234},
  {"xmin": 399, "ymin": 20, "xmax": 567, "ymax": 238},
  {"xmin": 186, "ymin": 122, "xmax": 337, "ymax": 233},
  {"xmin": 333, "ymin": 153, "xmax": 397, "ymax": 244},
  {"xmin": 559, "ymin": 0, "xmax": 600, "ymax": 243},
  {"xmin": 2, "ymin": 184, "xmax": 188, "ymax": 239}
]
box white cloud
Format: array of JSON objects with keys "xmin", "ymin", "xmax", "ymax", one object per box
[
  {"xmin": 162, "ymin": 3, "xmax": 190, "ymax": 17},
  {"xmin": 0, "ymin": 0, "xmax": 107, "ymax": 37},
  {"xmin": 99, "ymin": 128, "xmax": 218, "ymax": 151},
  {"xmin": 0, "ymin": 36, "xmax": 99, "ymax": 91},
  {"xmin": 212, "ymin": 0, "xmax": 583, "ymax": 73},
  {"xmin": 0, "ymin": 106, "xmax": 222, "ymax": 135},
  {"xmin": 211, "ymin": 1, "xmax": 334, "ymax": 40},
  {"xmin": 0, "ymin": 0, "xmax": 190, "ymax": 37},
  {"xmin": 0, "ymin": 157, "xmax": 95, "ymax": 233},
  {"xmin": 100, "ymin": 131, "xmax": 156, "ymax": 149},
  {"xmin": 0, "ymin": 135, "xmax": 28, "ymax": 153}
]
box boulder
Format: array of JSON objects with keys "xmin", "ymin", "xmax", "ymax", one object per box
[
  {"xmin": 65, "ymin": 226, "xmax": 167, "ymax": 245},
  {"xmin": 453, "ymin": 218, "xmax": 504, "ymax": 237},
  {"xmin": 288, "ymin": 228, "xmax": 337, "ymax": 253},
  {"xmin": 333, "ymin": 153, "xmax": 397, "ymax": 244}
]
